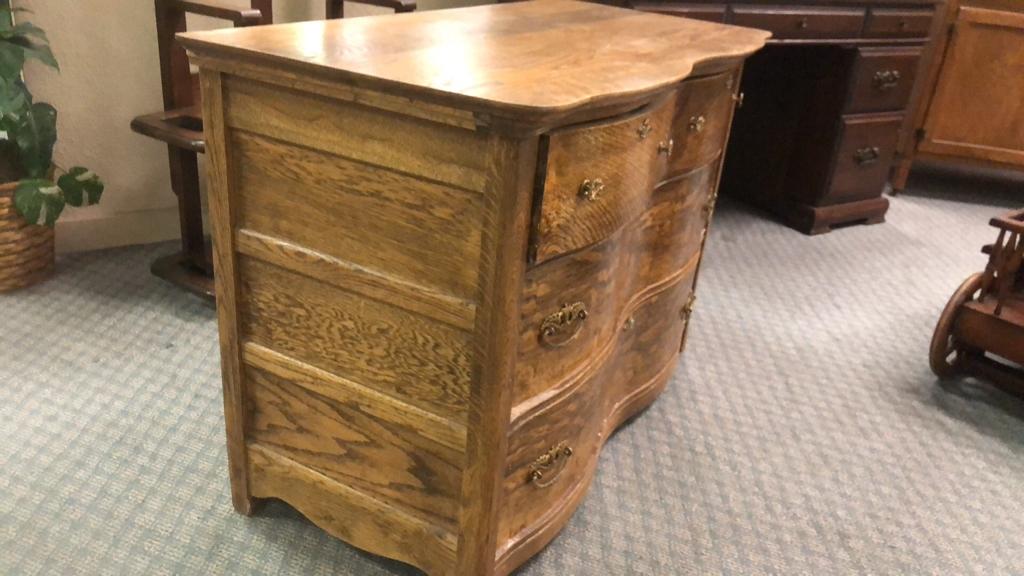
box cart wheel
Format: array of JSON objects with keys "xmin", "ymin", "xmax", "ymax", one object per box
[{"xmin": 929, "ymin": 273, "xmax": 984, "ymax": 378}]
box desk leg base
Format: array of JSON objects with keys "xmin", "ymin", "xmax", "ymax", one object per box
[
  {"xmin": 786, "ymin": 197, "xmax": 890, "ymax": 235},
  {"xmin": 151, "ymin": 252, "xmax": 216, "ymax": 304}
]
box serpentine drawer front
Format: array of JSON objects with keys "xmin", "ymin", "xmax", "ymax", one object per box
[{"xmin": 179, "ymin": 2, "xmax": 767, "ymax": 575}]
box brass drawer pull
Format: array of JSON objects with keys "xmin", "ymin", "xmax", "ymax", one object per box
[
  {"xmin": 797, "ymin": 16, "xmax": 809, "ymax": 29},
  {"xmin": 637, "ymin": 118, "xmax": 652, "ymax": 140},
  {"xmin": 622, "ymin": 315, "xmax": 635, "ymax": 332},
  {"xmin": 687, "ymin": 115, "xmax": 706, "ymax": 133},
  {"xmin": 658, "ymin": 139, "xmax": 674, "ymax": 156},
  {"xmin": 873, "ymin": 69, "xmax": 901, "ymax": 91},
  {"xmin": 853, "ymin": 146, "xmax": 881, "ymax": 166},
  {"xmin": 528, "ymin": 441, "xmax": 574, "ymax": 487},
  {"xmin": 679, "ymin": 293, "xmax": 697, "ymax": 322},
  {"xmin": 540, "ymin": 302, "xmax": 588, "ymax": 348},
  {"xmin": 578, "ymin": 178, "xmax": 605, "ymax": 201}
]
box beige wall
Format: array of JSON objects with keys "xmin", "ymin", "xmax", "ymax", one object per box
[{"xmin": 18, "ymin": 0, "xmax": 485, "ymax": 253}]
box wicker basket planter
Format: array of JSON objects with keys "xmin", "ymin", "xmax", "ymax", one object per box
[{"xmin": 0, "ymin": 181, "xmax": 55, "ymax": 292}]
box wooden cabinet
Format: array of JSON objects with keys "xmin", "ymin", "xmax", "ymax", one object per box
[
  {"xmin": 894, "ymin": 0, "xmax": 1024, "ymax": 185},
  {"xmin": 179, "ymin": 3, "xmax": 768, "ymax": 575}
]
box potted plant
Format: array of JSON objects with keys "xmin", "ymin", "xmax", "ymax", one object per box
[{"xmin": 0, "ymin": 3, "xmax": 103, "ymax": 292}]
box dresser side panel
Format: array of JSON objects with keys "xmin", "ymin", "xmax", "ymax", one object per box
[{"xmin": 211, "ymin": 71, "xmax": 497, "ymax": 576}]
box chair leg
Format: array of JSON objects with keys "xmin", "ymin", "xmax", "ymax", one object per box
[{"xmin": 167, "ymin": 146, "xmax": 210, "ymax": 275}]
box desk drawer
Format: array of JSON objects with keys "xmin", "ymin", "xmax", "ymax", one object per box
[
  {"xmin": 823, "ymin": 113, "xmax": 903, "ymax": 204},
  {"xmin": 864, "ymin": 8, "xmax": 934, "ymax": 38},
  {"xmin": 846, "ymin": 47, "xmax": 922, "ymax": 113},
  {"xmin": 632, "ymin": 2, "xmax": 727, "ymax": 22},
  {"xmin": 667, "ymin": 71, "xmax": 737, "ymax": 175},
  {"xmin": 533, "ymin": 94, "xmax": 675, "ymax": 264},
  {"xmin": 732, "ymin": 6, "xmax": 865, "ymax": 39}
]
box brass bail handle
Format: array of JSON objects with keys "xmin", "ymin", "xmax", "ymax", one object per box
[
  {"xmin": 540, "ymin": 301, "xmax": 589, "ymax": 348},
  {"xmin": 528, "ymin": 441, "xmax": 574, "ymax": 488}
]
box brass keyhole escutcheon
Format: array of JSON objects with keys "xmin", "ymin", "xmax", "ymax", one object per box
[
  {"xmin": 622, "ymin": 316, "xmax": 636, "ymax": 332},
  {"xmin": 528, "ymin": 442, "xmax": 574, "ymax": 487},
  {"xmin": 658, "ymin": 139, "xmax": 675, "ymax": 157},
  {"xmin": 540, "ymin": 302, "xmax": 589, "ymax": 348},
  {"xmin": 637, "ymin": 118, "xmax": 653, "ymax": 140},
  {"xmin": 688, "ymin": 115, "xmax": 706, "ymax": 133},
  {"xmin": 797, "ymin": 17, "xmax": 809, "ymax": 29},
  {"xmin": 578, "ymin": 178, "xmax": 605, "ymax": 201}
]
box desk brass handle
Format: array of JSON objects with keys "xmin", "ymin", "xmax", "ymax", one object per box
[
  {"xmin": 873, "ymin": 69, "xmax": 901, "ymax": 91},
  {"xmin": 797, "ymin": 16, "xmax": 809, "ymax": 29},
  {"xmin": 540, "ymin": 302, "xmax": 588, "ymax": 348},
  {"xmin": 578, "ymin": 178, "xmax": 605, "ymax": 201},
  {"xmin": 853, "ymin": 146, "xmax": 881, "ymax": 166},
  {"xmin": 733, "ymin": 91, "xmax": 745, "ymax": 108},
  {"xmin": 688, "ymin": 115, "xmax": 706, "ymax": 133},
  {"xmin": 528, "ymin": 442, "xmax": 574, "ymax": 487},
  {"xmin": 637, "ymin": 118, "xmax": 653, "ymax": 140}
]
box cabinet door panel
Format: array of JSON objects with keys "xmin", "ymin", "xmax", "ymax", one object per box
[{"xmin": 919, "ymin": 6, "xmax": 1024, "ymax": 165}]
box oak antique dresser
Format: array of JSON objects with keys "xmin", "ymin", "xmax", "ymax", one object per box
[
  {"xmin": 179, "ymin": 2, "xmax": 767, "ymax": 574},
  {"xmin": 624, "ymin": 0, "xmax": 945, "ymax": 233}
]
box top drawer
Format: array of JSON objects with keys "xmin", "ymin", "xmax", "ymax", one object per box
[
  {"xmin": 532, "ymin": 94, "xmax": 676, "ymax": 264},
  {"xmin": 731, "ymin": 6, "xmax": 865, "ymax": 39},
  {"xmin": 864, "ymin": 8, "xmax": 934, "ymax": 38},
  {"xmin": 631, "ymin": 2, "xmax": 727, "ymax": 22}
]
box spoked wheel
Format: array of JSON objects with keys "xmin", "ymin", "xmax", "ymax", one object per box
[{"xmin": 930, "ymin": 273, "xmax": 984, "ymax": 378}]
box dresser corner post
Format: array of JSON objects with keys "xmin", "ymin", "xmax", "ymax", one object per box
[
  {"xmin": 456, "ymin": 132, "xmax": 539, "ymax": 576},
  {"xmin": 198, "ymin": 67, "xmax": 256, "ymax": 516}
]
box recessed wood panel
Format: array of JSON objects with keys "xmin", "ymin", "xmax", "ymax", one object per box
[
  {"xmin": 223, "ymin": 76, "xmax": 489, "ymax": 192},
  {"xmin": 238, "ymin": 257, "xmax": 473, "ymax": 420},
  {"xmin": 245, "ymin": 365, "xmax": 464, "ymax": 529},
  {"xmin": 232, "ymin": 130, "xmax": 484, "ymax": 300}
]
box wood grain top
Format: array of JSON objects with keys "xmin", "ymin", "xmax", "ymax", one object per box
[{"xmin": 179, "ymin": 0, "xmax": 768, "ymax": 118}]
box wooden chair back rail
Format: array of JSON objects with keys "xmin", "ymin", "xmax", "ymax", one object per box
[
  {"xmin": 156, "ymin": 0, "xmax": 270, "ymax": 112},
  {"xmin": 980, "ymin": 218, "xmax": 1024, "ymax": 316}
]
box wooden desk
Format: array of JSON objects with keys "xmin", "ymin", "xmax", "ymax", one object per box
[
  {"xmin": 180, "ymin": 2, "xmax": 767, "ymax": 574},
  {"xmin": 631, "ymin": 0, "xmax": 944, "ymax": 233}
]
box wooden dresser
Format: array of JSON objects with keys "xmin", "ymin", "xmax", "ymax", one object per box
[
  {"xmin": 628, "ymin": 0, "xmax": 944, "ymax": 233},
  {"xmin": 180, "ymin": 3, "xmax": 767, "ymax": 574}
]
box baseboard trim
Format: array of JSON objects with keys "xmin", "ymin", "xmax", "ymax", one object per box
[{"xmin": 55, "ymin": 207, "xmax": 182, "ymax": 254}]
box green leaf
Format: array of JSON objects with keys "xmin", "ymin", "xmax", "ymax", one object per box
[
  {"xmin": 13, "ymin": 177, "xmax": 64, "ymax": 226},
  {"xmin": 58, "ymin": 167, "xmax": 103, "ymax": 207},
  {"xmin": 0, "ymin": 40, "xmax": 24, "ymax": 78},
  {"xmin": 0, "ymin": 76, "xmax": 28, "ymax": 117},
  {"xmin": 14, "ymin": 102, "xmax": 56, "ymax": 178},
  {"xmin": 6, "ymin": 35, "xmax": 57, "ymax": 70}
]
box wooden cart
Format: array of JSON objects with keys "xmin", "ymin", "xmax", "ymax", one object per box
[{"xmin": 930, "ymin": 208, "xmax": 1024, "ymax": 392}]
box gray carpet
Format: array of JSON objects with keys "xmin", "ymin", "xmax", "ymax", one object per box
[{"xmin": 2, "ymin": 167, "xmax": 1023, "ymax": 576}]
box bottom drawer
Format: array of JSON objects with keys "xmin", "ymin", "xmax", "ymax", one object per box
[{"xmin": 823, "ymin": 113, "xmax": 903, "ymax": 204}]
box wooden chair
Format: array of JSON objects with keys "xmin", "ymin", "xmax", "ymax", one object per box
[
  {"xmin": 930, "ymin": 208, "xmax": 1024, "ymax": 395},
  {"xmin": 132, "ymin": 0, "xmax": 416, "ymax": 302}
]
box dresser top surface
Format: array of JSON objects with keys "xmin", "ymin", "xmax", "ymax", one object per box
[{"xmin": 178, "ymin": 0, "xmax": 768, "ymax": 117}]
